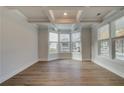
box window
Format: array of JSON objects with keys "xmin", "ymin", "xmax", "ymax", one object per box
[
  {"xmin": 72, "ymin": 32, "xmax": 80, "ymax": 42},
  {"xmin": 112, "ymin": 16, "xmax": 124, "ymax": 60},
  {"xmin": 98, "ymin": 24, "xmax": 110, "ymax": 56},
  {"xmin": 99, "ymin": 40, "xmax": 109, "ymax": 56},
  {"xmin": 59, "ymin": 33, "xmax": 71, "ymax": 52},
  {"xmin": 72, "ymin": 32, "xmax": 81, "ymax": 52},
  {"xmin": 72, "ymin": 42, "xmax": 81, "ymax": 52},
  {"xmin": 112, "ymin": 16, "xmax": 124, "ymax": 37},
  {"xmin": 98, "ymin": 24, "xmax": 109, "ymax": 40},
  {"xmin": 49, "ymin": 32, "xmax": 58, "ymax": 42},
  {"xmin": 115, "ymin": 38, "xmax": 124, "ymax": 60},
  {"xmin": 60, "ymin": 34, "xmax": 70, "ymax": 42},
  {"xmin": 60, "ymin": 42, "xmax": 70, "ymax": 52},
  {"xmin": 49, "ymin": 32, "xmax": 58, "ymax": 54},
  {"xmin": 49, "ymin": 43, "xmax": 58, "ymax": 54},
  {"xmin": 49, "ymin": 31, "xmax": 81, "ymax": 53}
]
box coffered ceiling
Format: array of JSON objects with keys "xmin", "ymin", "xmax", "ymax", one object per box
[{"xmin": 7, "ymin": 6, "xmax": 123, "ymax": 30}]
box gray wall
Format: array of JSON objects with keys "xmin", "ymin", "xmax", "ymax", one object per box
[
  {"xmin": 81, "ymin": 28, "xmax": 91, "ymax": 61},
  {"xmin": 38, "ymin": 26, "xmax": 49, "ymax": 61},
  {"xmin": 0, "ymin": 7, "xmax": 39, "ymax": 83},
  {"xmin": 92, "ymin": 9, "xmax": 124, "ymax": 78},
  {"xmin": 0, "ymin": 7, "xmax": 2, "ymax": 83}
]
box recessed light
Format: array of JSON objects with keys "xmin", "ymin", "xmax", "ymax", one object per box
[{"xmin": 64, "ymin": 12, "xmax": 67, "ymax": 16}]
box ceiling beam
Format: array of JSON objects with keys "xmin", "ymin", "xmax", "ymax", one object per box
[
  {"xmin": 80, "ymin": 19, "xmax": 102, "ymax": 22},
  {"xmin": 28, "ymin": 18, "xmax": 49, "ymax": 23},
  {"xmin": 76, "ymin": 10, "xmax": 83, "ymax": 23},
  {"xmin": 42, "ymin": 6, "xmax": 55, "ymax": 23},
  {"xmin": 49, "ymin": 10, "xmax": 55, "ymax": 22},
  {"xmin": 27, "ymin": 18, "xmax": 102, "ymax": 24},
  {"xmin": 55, "ymin": 19, "xmax": 76, "ymax": 24}
]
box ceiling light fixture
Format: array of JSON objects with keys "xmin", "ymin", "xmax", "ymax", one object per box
[
  {"xmin": 64, "ymin": 12, "xmax": 67, "ymax": 16},
  {"xmin": 97, "ymin": 13, "xmax": 101, "ymax": 16}
]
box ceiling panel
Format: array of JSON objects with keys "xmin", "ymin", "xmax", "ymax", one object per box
[
  {"xmin": 80, "ymin": 6, "xmax": 121, "ymax": 21},
  {"xmin": 7, "ymin": 6, "xmax": 122, "ymax": 22},
  {"xmin": 52, "ymin": 10, "xmax": 78, "ymax": 19},
  {"xmin": 6, "ymin": 6, "xmax": 123, "ymax": 29},
  {"xmin": 7, "ymin": 6, "xmax": 48, "ymax": 19}
]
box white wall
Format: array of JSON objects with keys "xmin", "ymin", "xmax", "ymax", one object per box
[
  {"xmin": 81, "ymin": 28, "xmax": 91, "ymax": 61},
  {"xmin": 92, "ymin": 9, "xmax": 124, "ymax": 78},
  {"xmin": 0, "ymin": 7, "xmax": 39, "ymax": 83}
]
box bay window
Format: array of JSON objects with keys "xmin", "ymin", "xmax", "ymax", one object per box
[{"xmin": 49, "ymin": 30, "xmax": 81, "ymax": 54}]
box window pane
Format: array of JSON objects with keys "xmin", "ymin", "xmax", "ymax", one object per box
[
  {"xmin": 60, "ymin": 42, "xmax": 70, "ymax": 52},
  {"xmin": 98, "ymin": 24, "xmax": 109, "ymax": 40},
  {"xmin": 49, "ymin": 43, "xmax": 58, "ymax": 53},
  {"xmin": 60, "ymin": 34, "xmax": 70, "ymax": 42},
  {"xmin": 72, "ymin": 32, "xmax": 80, "ymax": 42},
  {"xmin": 115, "ymin": 38, "xmax": 124, "ymax": 60},
  {"xmin": 99, "ymin": 40, "xmax": 109, "ymax": 56},
  {"xmin": 114, "ymin": 16, "xmax": 124, "ymax": 37},
  {"xmin": 49, "ymin": 32, "xmax": 58, "ymax": 42},
  {"xmin": 72, "ymin": 42, "xmax": 81, "ymax": 52}
]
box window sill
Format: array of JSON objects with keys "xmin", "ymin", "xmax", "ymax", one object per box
[
  {"xmin": 49, "ymin": 53, "xmax": 58, "ymax": 55},
  {"xmin": 97, "ymin": 55, "xmax": 110, "ymax": 60}
]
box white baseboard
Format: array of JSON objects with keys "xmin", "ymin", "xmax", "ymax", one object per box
[
  {"xmin": 48, "ymin": 58, "xmax": 58, "ymax": 61},
  {"xmin": 59, "ymin": 57, "xmax": 71, "ymax": 59},
  {"xmin": 82, "ymin": 59, "xmax": 91, "ymax": 62},
  {"xmin": 72, "ymin": 58, "xmax": 81, "ymax": 61},
  {"xmin": 39, "ymin": 58, "xmax": 59, "ymax": 61},
  {"xmin": 0, "ymin": 59, "xmax": 39, "ymax": 84},
  {"xmin": 39, "ymin": 58, "xmax": 48, "ymax": 61},
  {"xmin": 92, "ymin": 60, "xmax": 124, "ymax": 78},
  {"xmin": 0, "ymin": 77, "xmax": 2, "ymax": 84}
]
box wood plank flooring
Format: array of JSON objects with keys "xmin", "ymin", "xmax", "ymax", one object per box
[{"xmin": 1, "ymin": 60, "xmax": 124, "ymax": 86}]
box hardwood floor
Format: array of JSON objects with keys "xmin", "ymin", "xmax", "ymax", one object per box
[{"xmin": 1, "ymin": 60, "xmax": 124, "ymax": 86}]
